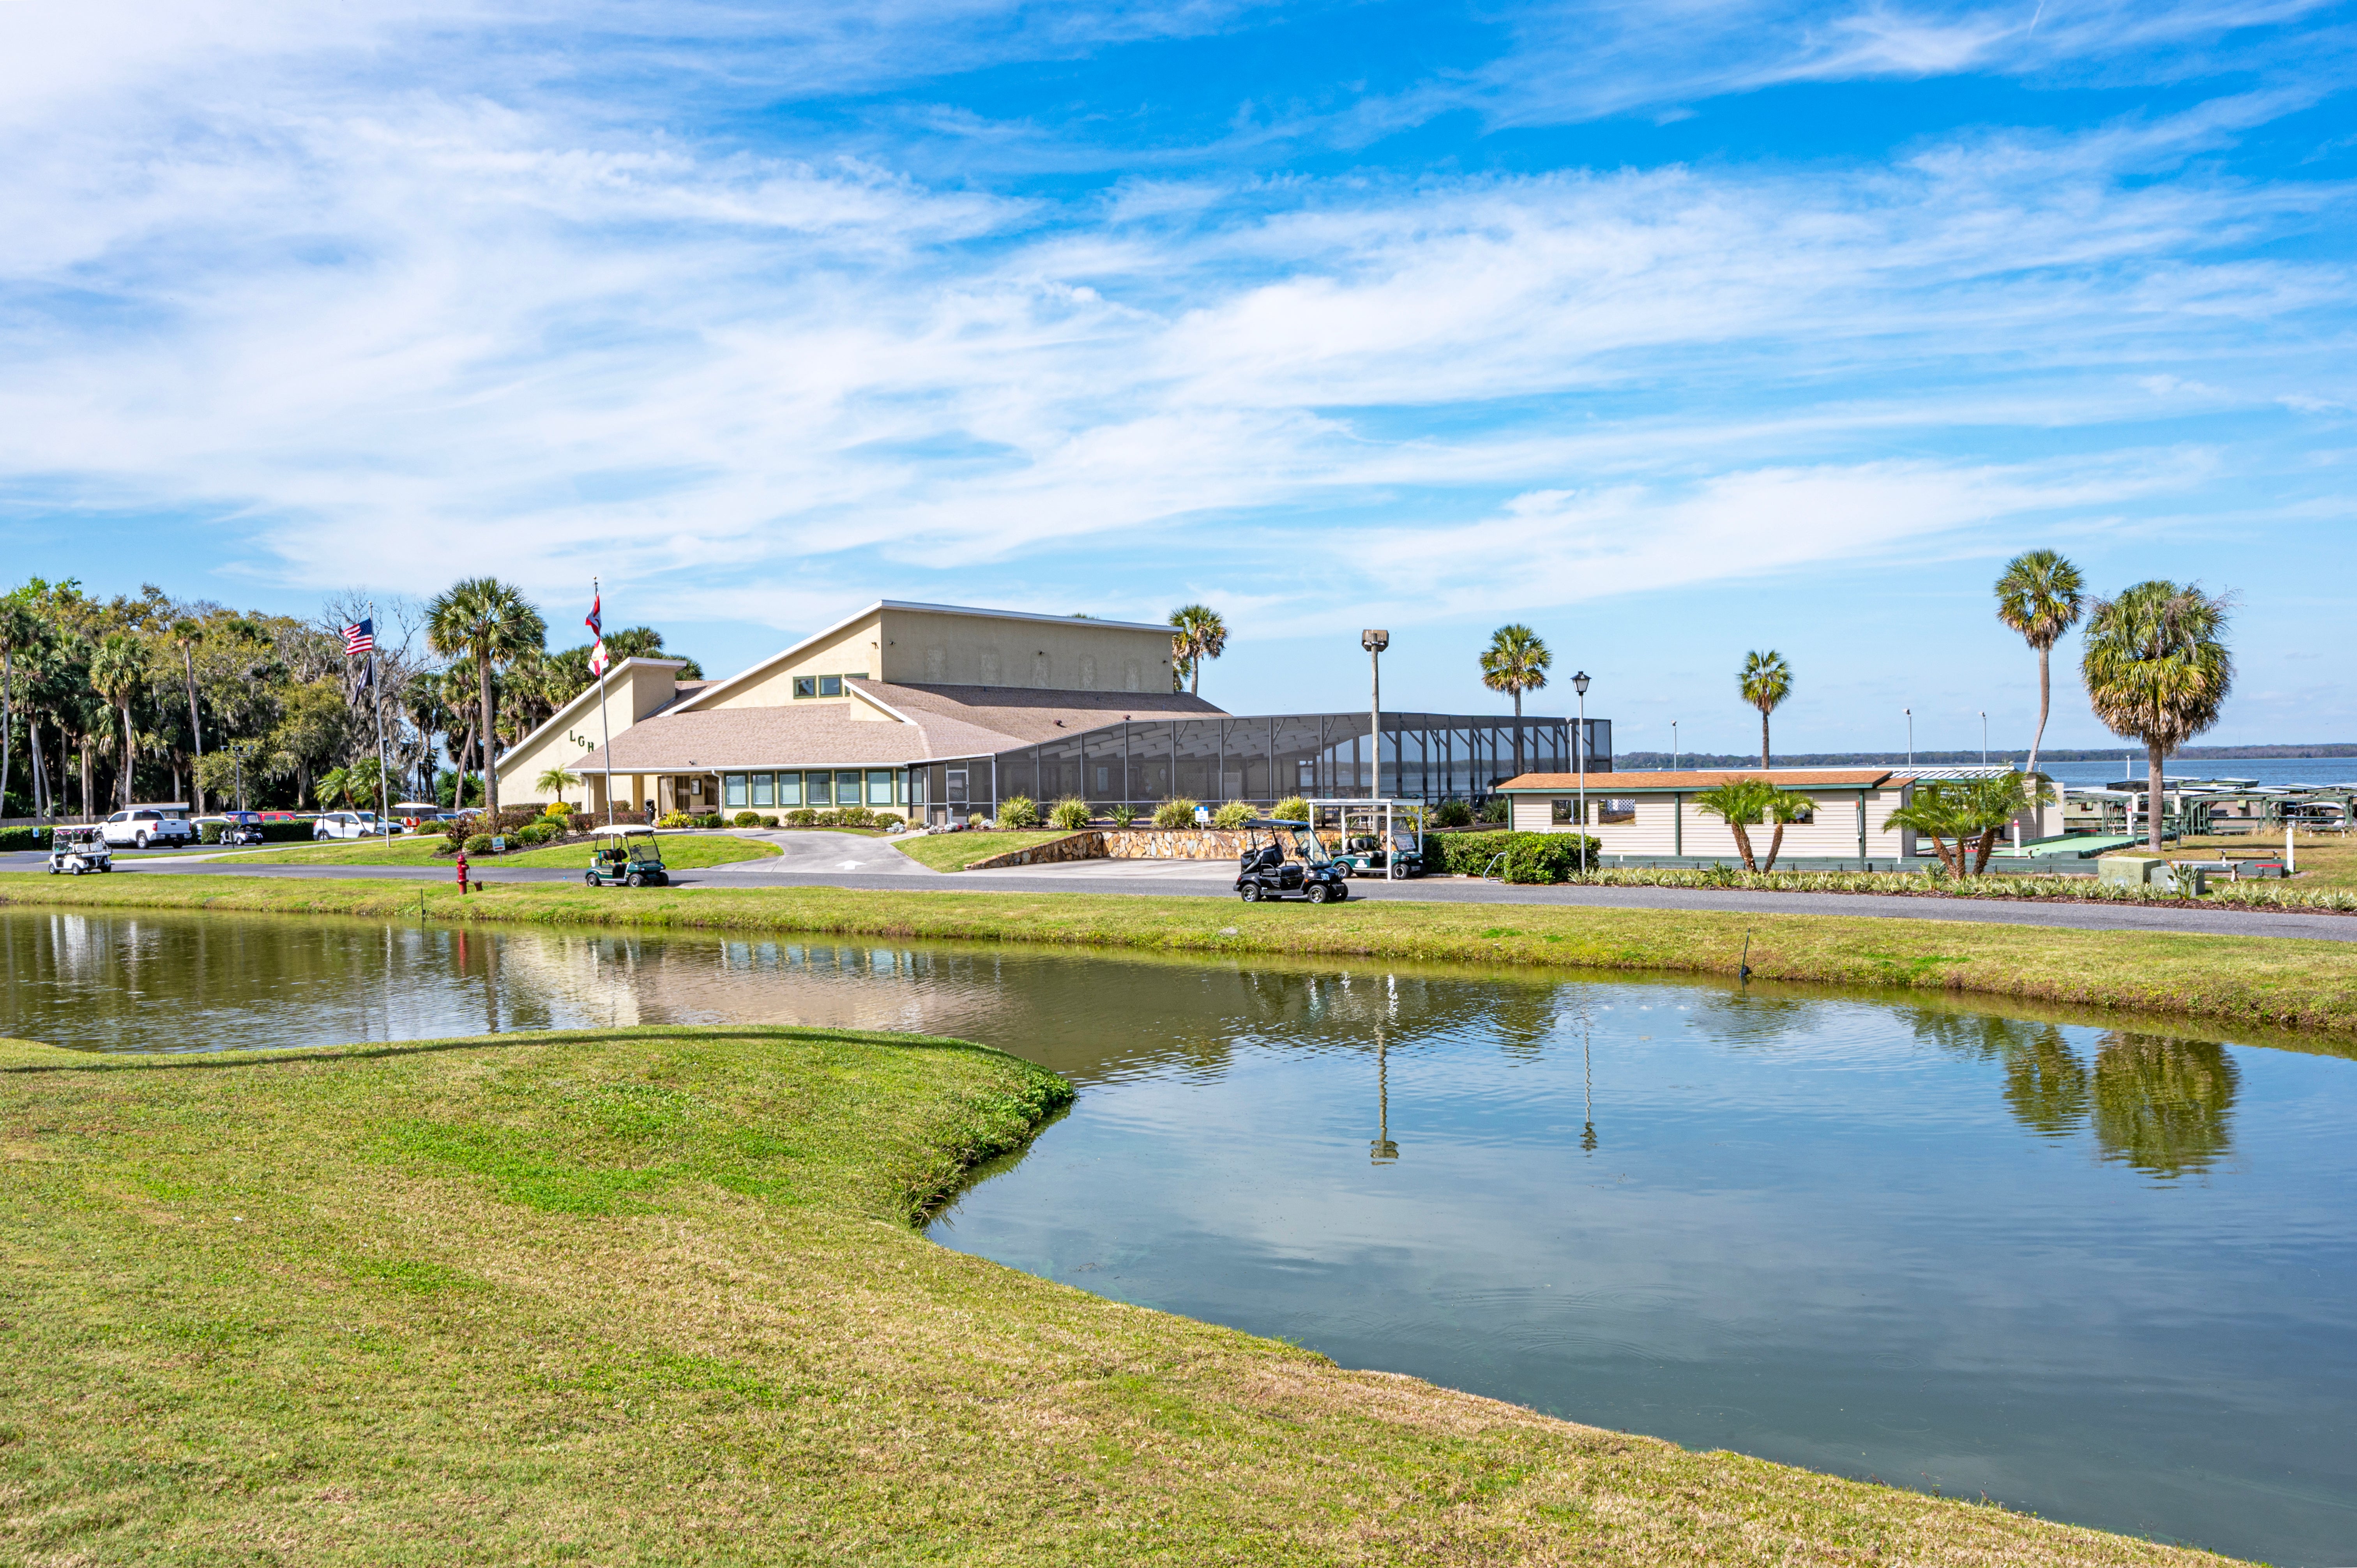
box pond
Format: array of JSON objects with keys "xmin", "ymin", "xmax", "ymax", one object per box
[{"xmin": 4, "ymin": 906, "xmax": 2350, "ymax": 1564}]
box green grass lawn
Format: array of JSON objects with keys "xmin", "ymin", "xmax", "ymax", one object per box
[
  {"xmin": 0, "ymin": 1026, "xmax": 2237, "ymax": 1566},
  {"xmin": 2152, "ymin": 832, "xmax": 2357, "ymax": 889},
  {"xmin": 212, "ymin": 832, "xmax": 781, "ymax": 870},
  {"xmin": 5, "ymin": 871, "xmax": 2355, "ymax": 1040},
  {"xmin": 893, "ymin": 828, "xmax": 1082, "ymax": 872}
]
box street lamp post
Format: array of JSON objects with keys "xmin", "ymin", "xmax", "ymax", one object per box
[
  {"xmin": 1671, "ymin": 719, "xmax": 1679, "ymax": 771},
  {"xmin": 1980, "ymin": 710, "xmax": 1988, "ymax": 768},
  {"xmin": 1905, "ymin": 708, "xmax": 1913, "ymax": 768},
  {"xmin": 1573, "ymin": 671, "xmax": 1591, "ymax": 873},
  {"xmin": 1362, "ymin": 630, "xmax": 1388, "ymax": 803}
]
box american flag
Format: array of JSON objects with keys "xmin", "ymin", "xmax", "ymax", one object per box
[{"xmin": 342, "ymin": 619, "xmax": 375, "ymax": 656}]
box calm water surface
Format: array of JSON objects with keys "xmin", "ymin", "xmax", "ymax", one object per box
[{"xmin": 5, "ymin": 908, "xmax": 2352, "ymax": 1563}]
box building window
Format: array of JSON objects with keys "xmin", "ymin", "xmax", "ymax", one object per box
[
  {"xmin": 776, "ymin": 772, "xmax": 801, "ymax": 807},
  {"xmin": 723, "ymin": 773, "xmax": 748, "ymax": 809},
  {"xmin": 836, "ymin": 770, "xmax": 861, "ymax": 807},
  {"xmin": 818, "ymin": 675, "xmax": 843, "ymax": 697},
  {"xmin": 1551, "ymin": 798, "xmax": 1581, "ymax": 825},
  {"xmin": 866, "ymin": 770, "xmax": 893, "ymax": 806},
  {"xmin": 1786, "ymin": 803, "xmax": 1815, "ymax": 824},
  {"xmin": 793, "ymin": 676, "xmax": 816, "ymax": 699},
  {"xmin": 750, "ymin": 773, "xmax": 774, "ymax": 808},
  {"xmin": 807, "ymin": 771, "xmax": 831, "ymax": 807},
  {"xmin": 1600, "ymin": 798, "xmax": 1636, "ymax": 824},
  {"xmin": 946, "ymin": 769, "xmax": 968, "ymax": 805}
]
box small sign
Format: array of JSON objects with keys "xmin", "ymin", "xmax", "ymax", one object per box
[{"xmin": 490, "ymin": 835, "xmax": 507, "ymax": 853}]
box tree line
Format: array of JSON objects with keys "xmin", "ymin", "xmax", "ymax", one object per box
[{"xmin": 0, "ymin": 577, "xmax": 696, "ymax": 822}]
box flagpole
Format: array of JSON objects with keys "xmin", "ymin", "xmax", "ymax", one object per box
[
  {"xmin": 593, "ymin": 577, "xmax": 615, "ymax": 828},
  {"xmin": 371, "ymin": 603, "xmax": 392, "ymax": 848}
]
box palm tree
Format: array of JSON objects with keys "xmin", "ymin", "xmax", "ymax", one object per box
[
  {"xmin": 0, "ymin": 593, "xmax": 39, "ymax": 817},
  {"xmin": 1738, "ymin": 650, "xmax": 1791, "ymax": 769},
  {"xmin": 169, "ymin": 618, "xmax": 206, "ymax": 812},
  {"xmin": 1694, "ymin": 777, "xmax": 1813, "ymax": 873},
  {"xmin": 1479, "ymin": 625, "xmax": 1551, "ymax": 779},
  {"xmin": 1167, "ymin": 605, "xmax": 1228, "ymax": 697},
  {"xmin": 88, "ymin": 632, "xmax": 147, "ymax": 810},
  {"xmin": 2081, "ymin": 581, "xmax": 2233, "ymax": 852},
  {"xmin": 537, "ymin": 765, "xmax": 581, "ymax": 810},
  {"xmin": 426, "ymin": 578, "xmax": 546, "ymax": 820},
  {"xmin": 1993, "ymin": 549, "xmax": 2085, "ymax": 781},
  {"xmin": 1883, "ymin": 780, "xmax": 1969, "ymax": 876}
]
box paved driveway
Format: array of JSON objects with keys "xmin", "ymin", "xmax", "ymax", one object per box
[{"xmin": 6, "ymin": 839, "xmax": 2353, "ymax": 942}]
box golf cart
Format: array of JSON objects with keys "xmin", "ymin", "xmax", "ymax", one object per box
[
  {"xmin": 217, "ymin": 811, "xmax": 266, "ymax": 847},
  {"xmin": 583, "ymin": 825, "xmax": 670, "ymax": 888},
  {"xmin": 1234, "ymin": 819, "xmax": 1351, "ymax": 904},
  {"xmin": 47, "ymin": 826, "xmax": 113, "ymax": 875},
  {"xmin": 1316, "ymin": 800, "xmax": 1426, "ymax": 879}
]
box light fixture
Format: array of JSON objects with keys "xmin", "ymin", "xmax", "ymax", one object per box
[
  {"xmin": 1361, "ymin": 629, "xmax": 1389, "ymax": 653},
  {"xmin": 1572, "ymin": 670, "xmax": 1590, "ymax": 697}
]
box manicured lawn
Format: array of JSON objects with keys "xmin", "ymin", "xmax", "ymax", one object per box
[
  {"xmin": 894, "ymin": 828, "xmax": 1081, "ymax": 872},
  {"xmin": 2157, "ymin": 832, "xmax": 2357, "ymax": 890},
  {"xmin": 5, "ymin": 872, "xmax": 2355, "ymax": 1040},
  {"xmin": 214, "ymin": 832, "xmax": 780, "ymax": 870},
  {"xmin": 0, "ymin": 1026, "xmax": 2236, "ymax": 1565}
]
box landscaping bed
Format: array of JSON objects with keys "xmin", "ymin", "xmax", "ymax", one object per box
[{"xmin": 0, "ymin": 1024, "xmax": 2239, "ymax": 1565}]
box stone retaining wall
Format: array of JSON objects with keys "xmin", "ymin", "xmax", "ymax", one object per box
[{"xmin": 959, "ymin": 827, "xmax": 1259, "ymax": 870}]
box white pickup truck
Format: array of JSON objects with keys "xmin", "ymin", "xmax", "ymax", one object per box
[{"xmin": 99, "ymin": 807, "xmax": 196, "ymax": 849}]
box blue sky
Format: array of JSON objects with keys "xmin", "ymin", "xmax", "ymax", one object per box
[{"xmin": 2, "ymin": 0, "xmax": 2350, "ymax": 756}]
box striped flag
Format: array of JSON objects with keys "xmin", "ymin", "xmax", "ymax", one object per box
[
  {"xmin": 585, "ymin": 591, "xmax": 601, "ymax": 639},
  {"xmin": 342, "ymin": 619, "xmax": 375, "ymax": 656}
]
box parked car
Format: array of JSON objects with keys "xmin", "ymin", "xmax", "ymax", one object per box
[
  {"xmin": 99, "ymin": 807, "xmax": 196, "ymax": 849},
  {"xmin": 313, "ymin": 811, "xmax": 397, "ymax": 840}
]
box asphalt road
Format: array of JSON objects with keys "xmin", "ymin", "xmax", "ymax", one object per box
[{"xmin": 5, "ymin": 835, "xmax": 2352, "ymax": 943}]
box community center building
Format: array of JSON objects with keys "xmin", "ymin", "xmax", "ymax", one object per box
[{"xmin": 499, "ymin": 600, "xmax": 1607, "ymax": 823}]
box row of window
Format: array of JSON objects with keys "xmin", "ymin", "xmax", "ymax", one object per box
[
  {"xmin": 790, "ymin": 673, "xmax": 868, "ymax": 699},
  {"xmin": 722, "ymin": 770, "xmax": 901, "ymax": 809},
  {"xmin": 1548, "ymin": 797, "xmax": 1815, "ymax": 825}
]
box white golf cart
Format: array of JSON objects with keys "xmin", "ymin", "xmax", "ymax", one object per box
[{"xmin": 48, "ymin": 826, "xmax": 113, "ymax": 875}]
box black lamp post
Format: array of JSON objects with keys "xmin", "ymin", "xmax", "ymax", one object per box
[{"xmin": 1572, "ymin": 670, "xmax": 1590, "ymax": 872}]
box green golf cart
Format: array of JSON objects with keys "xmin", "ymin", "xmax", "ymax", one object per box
[{"xmin": 583, "ymin": 825, "xmax": 671, "ymax": 888}]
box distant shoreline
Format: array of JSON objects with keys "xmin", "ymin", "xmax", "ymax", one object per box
[{"xmin": 1618, "ymin": 745, "xmax": 2357, "ymax": 768}]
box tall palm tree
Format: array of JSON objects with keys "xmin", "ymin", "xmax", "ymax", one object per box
[
  {"xmin": 426, "ymin": 578, "xmax": 546, "ymax": 819},
  {"xmin": 1167, "ymin": 605, "xmax": 1228, "ymax": 697},
  {"xmin": 1738, "ymin": 650, "xmax": 1792, "ymax": 769},
  {"xmin": 0, "ymin": 593, "xmax": 39, "ymax": 817},
  {"xmin": 88, "ymin": 631, "xmax": 147, "ymax": 809},
  {"xmin": 169, "ymin": 618, "xmax": 207, "ymax": 812},
  {"xmin": 1479, "ymin": 624, "xmax": 1551, "ymax": 779},
  {"xmin": 2081, "ymin": 581, "xmax": 2233, "ymax": 852},
  {"xmin": 1993, "ymin": 549, "xmax": 2085, "ymax": 781}
]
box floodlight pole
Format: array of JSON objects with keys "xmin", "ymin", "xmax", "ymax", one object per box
[
  {"xmin": 1980, "ymin": 710, "xmax": 1987, "ymax": 767},
  {"xmin": 371, "ymin": 600, "xmax": 391, "ymax": 849},
  {"xmin": 594, "ymin": 577, "xmax": 615, "ymax": 827},
  {"xmin": 1573, "ymin": 671, "xmax": 1591, "ymax": 873},
  {"xmin": 1362, "ymin": 629, "xmax": 1388, "ymax": 805},
  {"xmin": 1905, "ymin": 708, "xmax": 1913, "ymax": 768},
  {"xmin": 1671, "ymin": 719, "xmax": 1678, "ymax": 772}
]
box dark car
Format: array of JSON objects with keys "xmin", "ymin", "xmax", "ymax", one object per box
[{"xmin": 1234, "ymin": 820, "xmax": 1351, "ymax": 904}]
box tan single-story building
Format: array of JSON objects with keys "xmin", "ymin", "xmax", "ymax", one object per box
[{"xmin": 1497, "ymin": 767, "xmax": 2047, "ymax": 867}]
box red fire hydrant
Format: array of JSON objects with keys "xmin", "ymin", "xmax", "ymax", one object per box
[{"xmin": 454, "ymin": 846, "xmax": 470, "ymax": 894}]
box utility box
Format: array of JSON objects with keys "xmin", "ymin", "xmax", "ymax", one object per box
[{"xmin": 2096, "ymin": 856, "xmax": 2160, "ymax": 886}]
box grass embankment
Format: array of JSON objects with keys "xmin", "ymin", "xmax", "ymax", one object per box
[
  {"xmin": 0, "ymin": 1026, "xmax": 2236, "ymax": 1565},
  {"xmin": 893, "ymin": 828, "xmax": 1074, "ymax": 872},
  {"xmin": 209, "ymin": 832, "xmax": 781, "ymax": 871},
  {"xmin": 7, "ymin": 871, "xmax": 2356, "ymax": 1038}
]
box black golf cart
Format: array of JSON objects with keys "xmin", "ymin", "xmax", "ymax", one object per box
[
  {"xmin": 583, "ymin": 825, "xmax": 671, "ymax": 888},
  {"xmin": 1234, "ymin": 819, "xmax": 1351, "ymax": 904}
]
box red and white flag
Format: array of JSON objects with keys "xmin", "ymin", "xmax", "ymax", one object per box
[
  {"xmin": 588, "ymin": 639, "xmax": 611, "ymax": 678},
  {"xmin": 585, "ymin": 591, "xmax": 601, "ymax": 639}
]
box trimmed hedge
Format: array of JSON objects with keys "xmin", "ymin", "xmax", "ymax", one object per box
[
  {"xmin": 0, "ymin": 826, "xmax": 49, "ymax": 852},
  {"xmin": 1424, "ymin": 829, "xmax": 1598, "ymax": 882}
]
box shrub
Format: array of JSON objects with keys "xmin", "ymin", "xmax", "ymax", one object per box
[
  {"xmin": 0, "ymin": 825, "xmax": 47, "ymax": 851},
  {"xmin": 873, "ymin": 813, "xmax": 904, "ymax": 832},
  {"xmin": 1432, "ymin": 800, "xmax": 1474, "ymax": 829},
  {"xmin": 759, "ymin": 814, "xmax": 779, "ymax": 827},
  {"xmin": 785, "ymin": 809, "xmax": 816, "ymax": 827},
  {"xmin": 658, "ymin": 811, "xmax": 695, "ymax": 828},
  {"xmin": 1111, "ymin": 803, "xmax": 1136, "ymax": 828},
  {"xmin": 998, "ymin": 795, "xmax": 1040, "ymax": 829},
  {"xmin": 1421, "ymin": 830, "xmax": 1597, "ymax": 879},
  {"xmin": 1153, "ymin": 797, "xmax": 1199, "ymax": 829},
  {"xmin": 1272, "ymin": 795, "xmax": 1311, "ymax": 824},
  {"xmin": 1479, "ymin": 796, "xmax": 1510, "ymax": 824},
  {"xmin": 544, "ymin": 801, "xmax": 572, "ymax": 819},
  {"xmin": 463, "ymin": 833, "xmax": 495, "ymax": 855},
  {"xmin": 516, "ymin": 821, "xmax": 558, "ymax": 846},
  {"xmin": 968, "ymin": 812, "xmax": 988, "ymax": 829},
  {"xmin": 1048, "ymin": 796, "xmax": 1093, "ymax": 831},
  {"xmin": 698, "ymin": 812, "xmax": 724, "ymax": 828},
  {"xmin": 814, "ymin": 809, "xmax": 842, "ymax": 828},
  {"xmin": 838, "ymin": 805, "xmax": 876, "ymax": 828},
  {"xmin": 733, "ymin": 810, "xmax": 762, "ymax": 827},
  {"xmin": 1211, "ymin": 801, "xmax": 1253, "ymax": 830}
]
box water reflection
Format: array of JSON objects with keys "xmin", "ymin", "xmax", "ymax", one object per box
[{"xmin": 1907, "ymin": 1010, "xmax": 2238, "ymax": 1178}]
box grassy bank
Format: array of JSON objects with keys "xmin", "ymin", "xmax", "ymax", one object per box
[
  {"xmin": 7, "ymin": 871, "xmax": 2356, "ymax": 1038},
  {"xmin": 0, "ymin": 1025, "xmax": 2235, "ymax": 1564},
  {"xmin": 207, "ymin": 831, "xmax": 780, "ymax": 870},
  {"xmin": 893, "ymin": 828, "xmax": 1072, "ymax": 872}
]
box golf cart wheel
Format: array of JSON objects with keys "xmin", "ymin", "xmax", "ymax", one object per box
[
  {"xmin": 584, "ymin": 871, "xmax": 597, "ymax": 886},
  {"xmin": 627, "ymin": 872, "xmax": 645, "ymax": 888},
  {"xmin": 1306, "ymin": 883, "xmax": 1332, "ymax": 904},
  {"xmin": 1239, "ymin": 883, "xmax": 1262, "ymax": 902}
]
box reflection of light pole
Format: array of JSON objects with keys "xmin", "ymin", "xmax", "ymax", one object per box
[
  {"xmin": 1362, "ymin": 629, "xmax": 1388, "ymax": 801},
  {"xmin": 1573, "ymin": 671, "xmax": 1591, "ymax": 873},
  {"xmin": 1580, "ymin": 1007, "xmax": 1597, "ymax": 1154},
  {"xmin": 1371, "ymin": 1021, "xmax": 1398, "ymax": 1164}
]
